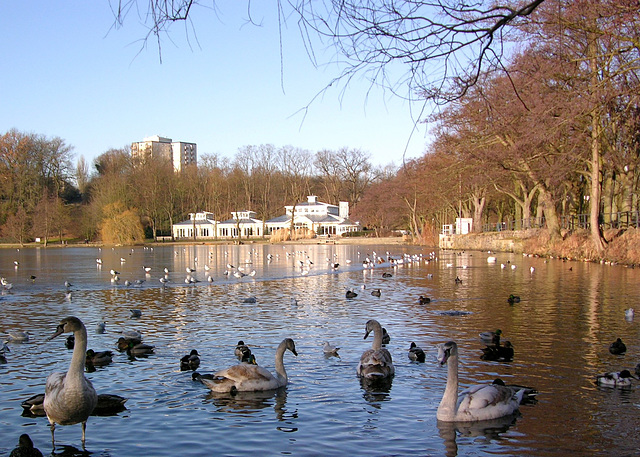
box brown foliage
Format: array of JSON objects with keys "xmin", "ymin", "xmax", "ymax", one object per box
[{"xmin": 99, "ymin": 201, "xmax": 145, "ymax": 245}]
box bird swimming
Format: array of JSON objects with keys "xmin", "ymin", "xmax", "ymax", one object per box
[
  {"xmin": 180, "ymin": 349, "xmax": 201, "ymax": 371},
  {"xmin": 596, "ymin": 369, "xmax": 637, "ymax": 388},
  {"xmin": 44, "ymin": 316, "xmax": 98, "ymax": 447},
  {"xmin": 357, "ymin": 319, "xmax": 394, "ymax": 380},
  {"xmin": 437, "ymin": 341, "xmax": 523, "ymax": 422},
  {"xmin": 408, "ymin": 342, "xmax": 426, "ymax": 362},
  {"xmin": 609, "ymin": 338, "xmax": 627, "ymax": 355},
  {"xmin": 200, "ymin": 338, "xmax": 297, "ymax": 393},
  {"xmin": 323, "ymin": 341, "xmax": 340, "ymax": 356}
]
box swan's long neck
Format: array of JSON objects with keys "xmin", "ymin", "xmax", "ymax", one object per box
[
  {"xmin": 274, "ymin": 341, "xmax": 288, "ymax": 383},
  {"xmin": 68, "ymin": 326, "xmax": 89, "ymax": 383},
  {"xmin": 370, "ymin": 322, "xmax": 383, "ymax": 351},
  {"xmin": 439, "ymin": 353, "xmax": 459, "ymax": 419}
]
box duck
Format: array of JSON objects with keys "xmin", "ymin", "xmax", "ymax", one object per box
[
  {"xmin": 382, "ymin": 327, "xmax": 391, "ymax": 345},
  {"xmin": 371, "ymin": 289, "xmax": 382, "ymax": 297},
  {"xmin": 636, "ymin": 363, "xmax": 640, "ymax": 378},
  {"xmin": 21, "ymin": 393, "xmax": 127, "ymax": 417},
  {"xmin": 6, "ymin": 331, "xmax": 29, "ymax": 342},
  {"xmin": 356, "ymin": 319, "xmax": 394, "ymax": 379},
  {"xmin": 455, "ymin": 276, "xmax": 462, "ymax": 284},
  {"xmin": 345, "ymin": 289, "xmax": 358, "ymax": 299},
  {"xmin": 0, "ymin": 341, "xmax": 9, "ymax": 363},
  {"xmin": 418, "ymin": 295, "xmax": 431, "ymax": 304},
  {"xmin": 126, "ymin": 342, "xmax": 155, "ymax": 356},
  {"xmin": 479, "ymin": 329, "xmax": 502, "ymax": 345},
  {"xmin": 323, "ymin": 341, "xmax": 340, "ymax": 356},
  {"xmin": 44, "ymin": 316, "xmax": 98, "ymax": 446},
  {"xmin": 481, "ymin": 341, "xmax": 514, "ymax": 362},
  {"xmin": 85, "ymin": 349, "xmax": 114, "ymax": 366},
  {"xmin": 492, "ymin": 378, "xmax": 538, "ymax": 404},
  {"xmin": 200, "ymin": 338, "xmax": 297, "ymax": 393},
  {"xmin": 9, "ymin": 433, "xmax": 43, "ymax": 457},
  {"xmin": 130, "ymin": 309, "xmax": 142, "ymax": 318},
  {"xmin": 382, "ymin": 272, "xmax": 393, "ymax": 278},
  {"xmin": 192, "ymin": 371, "xmax": 216, "ymax": 383},
  {"xmin": 180, "ymin": 349, "xmax": 201, "ymax": 371},
  {"xmin": 234, "ymin": 341, "xmax": 250, "ymax": 359},
  {"xmin": 609, "ymin": 338, "xmax": 627, "ymax": 355},
  {"xmin": 507, "ymin": 294, "xmax": 520, "ymax": 304},
  {"xmin": 408, "ymin": 342, "xmax": 426, "ymax": 362},
  {"xmin": 65, "ymin": 335, "xmax": 75, "ymax": 349},
  {"xmin": 595, "ymin": 369, "xmax": 637, "ymax": 388},
  {"xmin": 436, "ymin": 341, "xmax": 523, "ymax": 422}
]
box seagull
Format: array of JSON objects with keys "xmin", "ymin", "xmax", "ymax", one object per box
[{"xmin": 323, "ymin": 341, "xmax": 340, "ymax": 356}]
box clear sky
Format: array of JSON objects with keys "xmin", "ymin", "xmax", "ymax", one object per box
[{"xmin": 0, "ymin": 2, "xmax": 431, "ymax": 169}]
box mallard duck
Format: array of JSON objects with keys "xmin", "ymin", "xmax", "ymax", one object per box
[
  {"xmin": 192, "ymin": 371, "xmax": 216, "ymax": 383},
  {"xmin": 323, "ymin": 341, "xmax": 340, "ymax": 356},
  {"xmin": 507, "ymin": 294, "xmax": 520, "ymax": 304},
  {"xmin": 596, "ymin": 369, "xmax": 637, "ymax": 388},
  {"xmin": 481, "ymin": 341, "xmax": 514, "ymax": 362},
  {"xmin": 126, "ymin": 342, "xmax": 155, "ymax": 356},
  {"xmin": 9, "ymin": 433, "xmax": 43, "ymax": 457},
  {"xmin": 492, "ymin": 378, "xmax": 538, "ymax": 404},
  {"xmin": 234, "ymin": 341, "xmax": 250, "ymax": 358},
  {"xmin": 479, "ymin": 329, "xmax": 502, "ymax": 345},
  {"xmin": 200, "ymin": 338, "xmax": 297, "ymax": 393},
  {"xmin": 437, "ymin": 341, "xmax": 523, "ymax": 422},
  {"xmin": 85, "ymin": 349, "xmax": 114, "ymax": 366},
  {"xmin": 455, "ymin": 276, "xmax": 462, "ymax": 284},
  {"xmin": 609, "ymin": 338, "xmax": 627, "ymax": 355},
  {"xmin": 44, "ymin": 316, "xmax": 98, "ymax": 446},
  {"xmin": 418, "ymin": 295, "xmax": 431, "ymax": 305},
  {"xmin": 382, "ymin": 272, "xmax": 393, "ymax": 278},
  {"xmin": 357, "ymin": 319, "xmax": 394, "ymax": 379},
  {"xmin": 130, "ymin": 309, "xmax": 142, "ymax": 318},
  {"xmin": 371, "ymin": 289, "xmax": 381, "ymax": 297},
  {"xmin": 180, "ymin": 349, "xmax": 201, "ymax": 371},
  {"xmin": 381, "ymin": 327, "xmax": 390, "ymax": 345},
  {"xmin": 21, "ymin": 393, "xmax": 127, "ymax": 417},
  {"xmin": 408, "ymin": 342, "xmax": 426, "ymax": 362},
  {"xmin": 116, "ymin": 334, "xmax": 143, "ymax": 351}
]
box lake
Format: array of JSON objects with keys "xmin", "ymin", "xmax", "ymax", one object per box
[{"xmin": 0, "ymin": 243, "xmax": 638, "ymax": 456}]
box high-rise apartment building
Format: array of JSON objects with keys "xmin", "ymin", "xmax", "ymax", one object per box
[{"xmin": 131, "ymin": 135, "xmax": 197, "ymax": 172}]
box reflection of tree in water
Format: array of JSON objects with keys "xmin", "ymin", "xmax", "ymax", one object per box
[
  {"xmin": 437, "ymin": 413, "xmax": 520, "ymax": 457},
  {"xmin": 360, "ymin": 377, "xmax": 393, "ymax": 408}
]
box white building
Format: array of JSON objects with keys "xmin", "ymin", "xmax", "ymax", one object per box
[
  {"xmin": 216, "ymin": 211, "xmax": 264, "ymax": 238},
  {"xmin": 131, "ymin": 135, "xmax": 197, "ymax": 172},
  {"xmin": 172, "ymin": 210, "xmax": 264, "ymax": 240},
  {"xmin": 172, "ymin": 212, "xmax": 217, "ymax": 240},
  {"xmin": 266, "ymin": 196, "xmax": 359, "ymax": 236}
]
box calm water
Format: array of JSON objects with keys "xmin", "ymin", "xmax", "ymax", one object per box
[{"xmin": 0, "ymin": 244, "xmax": 639, "ymax": 456}]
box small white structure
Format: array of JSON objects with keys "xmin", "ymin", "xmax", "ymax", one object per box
[
  {"xmin": 266, "ymin": 196, "xmax": 359, "ymax": 236},
  {"xmin": 172, "ymin": 212, "xmax": 218, "ymax": 240}
]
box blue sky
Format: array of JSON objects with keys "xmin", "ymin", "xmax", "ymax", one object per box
[{"xmin": 0, "ymin": 2, "xmax": 431, "ymax": 169}]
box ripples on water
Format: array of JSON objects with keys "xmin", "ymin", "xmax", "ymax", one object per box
[{"xmin": 1, "ymin": 244, "xmax": 639, "ymax": 456}]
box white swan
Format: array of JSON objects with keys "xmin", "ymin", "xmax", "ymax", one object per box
[
  {"xmin": 44, "ymin": 316, "xmax": 98, "ymax": 446},
  {"xmin": 201, "ymin": 338, "xmax": 297, "ymax": 393},
  {"xmin": 437, "ymin": 341, "xmax": 522, "ymax": 422},
  {"xmin": 356, "ymin": 319, "xmax": 394, "ymax": 379}
]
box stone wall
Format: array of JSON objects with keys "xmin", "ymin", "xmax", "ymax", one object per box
[{"xmin": 439, "ymin": 230, "xmax": 535, "ymax": 252}]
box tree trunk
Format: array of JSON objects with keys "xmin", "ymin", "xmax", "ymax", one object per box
[{"xmin": 538, "ymin": 186, "xmax": 561, "ymax": 239}]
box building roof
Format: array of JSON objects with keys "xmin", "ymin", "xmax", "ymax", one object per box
[
  {"xmin": 173, "ymin": 219, "xmax": 216, "ymax": 227},
  {"xmin": 218, "ymin": 218, "xmax": 263, "ymax": 226}
]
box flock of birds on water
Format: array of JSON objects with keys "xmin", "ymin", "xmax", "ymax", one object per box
[{"xmin": 1, "ymin": 246, "xmax": 638, "ymax": 455}]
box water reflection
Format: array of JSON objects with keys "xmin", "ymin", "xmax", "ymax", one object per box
[
  {"xmin": 437, "ymin": 414, "xmax": 520, "ymax": 457},
  {"xmin": 205, "ymin": 387, "xmax": 288, "ymax": 416},
  {"xmin": 360, "ymin": 377, "xmax": 393, "ymax": 406}
]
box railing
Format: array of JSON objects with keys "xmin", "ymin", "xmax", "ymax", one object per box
[{"xmin": 476, "ymin": 211, "xmax": 640, "ymax": 233}]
